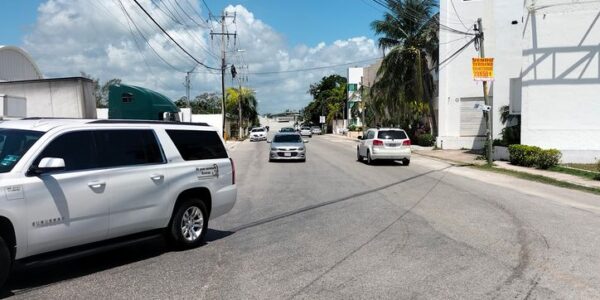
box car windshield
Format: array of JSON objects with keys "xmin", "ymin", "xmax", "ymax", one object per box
[
  {"xmin": 377, "ymin": 130, "xmax": 407, "ymax": 140},
  {"xmin": 251, "ymin": 128, "xmax": 264, "ymax": 132},
  {"xmin": 0, "ymin": 129, "xmax": 44, "ymax": 173},
  {"xmin": 273, "ymin": 135, "xmax": 302, "ymax": 143},
  {"xmin": 301, "ymin": 127, "xmax": 310, "ymax": 130}
]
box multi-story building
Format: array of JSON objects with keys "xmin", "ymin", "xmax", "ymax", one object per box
[{"xmin": 438, "ymin": 0, "xmax": 600, "ymax": 163}]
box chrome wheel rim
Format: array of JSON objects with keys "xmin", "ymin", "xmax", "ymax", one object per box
[{"xmin": 181, "ymin": 206, "xmax": 204, "ymax": 242}]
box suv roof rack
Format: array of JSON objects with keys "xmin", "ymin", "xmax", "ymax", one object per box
[{"xmin": 88, "ymin": 119, "xmax": 210, "ymax": 126}]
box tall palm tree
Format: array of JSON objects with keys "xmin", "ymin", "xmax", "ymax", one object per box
[{"xmin": 370, "ymin": 0, "xmax": 439, "ymax": 136}]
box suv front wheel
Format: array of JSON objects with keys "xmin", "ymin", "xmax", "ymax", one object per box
[{"xmin": 168, "ymin": 199, "xmax": 209, "ymax": 249}]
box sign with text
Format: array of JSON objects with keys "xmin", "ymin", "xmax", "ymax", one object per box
[
  {"xmin": 319, "ymin": 116, "xmax": 326, "ymax": 123},
  {"xmin": 472, "ymin": 58, "xmax": 494, "ymax": 81}
]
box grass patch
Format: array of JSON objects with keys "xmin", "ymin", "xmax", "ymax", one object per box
[
  {"xmin": 549, "ymin": 165, "xmax": 600, "ymax": 181},
  {"xmin": 565, "ymin": 163, "xmax": 598, "ymax": 172},
  {"xmin": 472, "ymin": 164, "xmax": 600, "ymax": 196}
]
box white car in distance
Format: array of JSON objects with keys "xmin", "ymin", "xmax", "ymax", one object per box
[{"xmin": 250, "ymin": 127, "xmax": 267, "ymax": 141}]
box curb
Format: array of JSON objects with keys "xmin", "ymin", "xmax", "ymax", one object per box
[{"xmin": 413, "ymin": 152, "xmax": 477, "ymax": 167}]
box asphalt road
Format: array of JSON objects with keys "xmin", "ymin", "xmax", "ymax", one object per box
[{"xmin": 5, "ymin": 123, "xmax": 600, "ymax": 299}]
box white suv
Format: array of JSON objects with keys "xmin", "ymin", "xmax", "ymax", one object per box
[
  {"xmin": 357, "ymin": 128, "xmax": 411, "ymax": 165},
  {"xmin": 0, "ymin": 118, "xmax": 237, "ymax": 287}
]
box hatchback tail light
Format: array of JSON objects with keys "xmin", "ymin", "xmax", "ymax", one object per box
[
  {"xmin": 230, "ymin": 158, "xmax": 236, "ymax": 185},
  {"xmin": 373, "ymin": 139, "xmax": 384, "ymax": 146},
  {"xmin": 402, "ymin": 139, "xmax": 412, "ymax": 146}
]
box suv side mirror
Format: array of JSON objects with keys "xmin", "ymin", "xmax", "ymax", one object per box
[
  {"xmin": 30, "ymin": 157, "xmax": 65, "ymax": 175},
  {"xmin": 303, "ymin": 139, "xmax": 309, "ymax": 143},
  {"xmin": 267, "ymin": 140, "xmax": 272, "ymax": 143}
]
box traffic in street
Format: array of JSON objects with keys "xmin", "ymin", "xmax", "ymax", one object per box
[{"xmin": 4, "ymin": 119, "xmax": 600, "ymax": 299}]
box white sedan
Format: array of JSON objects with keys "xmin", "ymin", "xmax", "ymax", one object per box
[
  {"xmin": 299, "ymin": 126, "xmax": 312, "ymax": 137},
  {"xmin": 249, "ymin": 127, "xmax": 267, "ymax": 141}
]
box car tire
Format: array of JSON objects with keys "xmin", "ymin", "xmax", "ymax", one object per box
[
  {"xmin": 0, "ymin": 236, "xmax": 11, "ymax": 289},
  {"xmin": 168, "ymin": 199, "xmax": 208, "ymax": 249},
  {"xmin": 367, "ymin": 150, "xmax": 374, "ymax": 165},
  {"xmin": 356, "ymin": 148, "xmax": 362, "ymax": 161},
  {"xmin": 403, "ymin": 158, "xmax": 410, "ymax": 166}
]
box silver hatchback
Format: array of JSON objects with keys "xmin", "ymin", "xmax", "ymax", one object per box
[{"xmin": 268, "ymin": 133, "xmax": 307, "ymax": 162}]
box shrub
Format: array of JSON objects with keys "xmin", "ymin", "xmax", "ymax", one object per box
[
  {"xmin": 508, "ymin": 145, "xmax": 561, "ymax": 169},
  {"xmin": 416, "ymin": 134, "xmax": 435, "ymax": 146},
  {"xmin": 492, "ymin": 139, "xmax": 507, "ymax": 147},
  {"xmin": 348, "ymin": 125, "xmax": 356, "ymax": 132},
  {"xmin": 536, "ymin": 149, "xmax": 562, "ymax": 169}
]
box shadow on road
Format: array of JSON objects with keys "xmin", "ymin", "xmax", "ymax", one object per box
[{"xmin": 1, "ymin": 229, "xmax": 234, "ymax": 298}]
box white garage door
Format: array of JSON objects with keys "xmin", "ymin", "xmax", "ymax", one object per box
[{"xmin": 460, "ymin": 97, "xmax": 486, "ymax": 137}]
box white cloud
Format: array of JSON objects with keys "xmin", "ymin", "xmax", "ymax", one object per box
[{"xmin": 23, "ymin": 1, "xmax": 380, "ymax": 113}]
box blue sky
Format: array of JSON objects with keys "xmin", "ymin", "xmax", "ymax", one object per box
[
  {"xmin": 1, "ymin": 1, "xmax": 388, "ymax": 113},
  {"xmin": 1, "ymin": 0, "xmax": 384, "ymax": 48}
]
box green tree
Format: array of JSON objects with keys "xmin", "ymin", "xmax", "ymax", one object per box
[
  {"xmin": 304, "ymin": 75, "xmax": 347, "ymax": 126},
  {"xmin": 226, "ymin": 87, "xmax": 259, "ymax": 136},
  {"xmin": 370, "ymin": 0, "xmax": 439, "ymax": 135}
]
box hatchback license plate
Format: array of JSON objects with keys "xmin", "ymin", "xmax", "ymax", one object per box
[
  {"xmin": 284, "ymin": 153, "xmax": 292, "ymax": 157},
  {"xmin": 387, "ymin": 143, "xmax": 398, "ymax": 147}
]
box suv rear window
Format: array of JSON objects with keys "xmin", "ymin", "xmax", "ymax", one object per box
[
  {"xmin": 166, "ymin": 130, "xmax": 228, "ymax": 160},
  {"xmin": 95, "ymin": 130, "xmax": 164, "ymax": 168},
  {"xmin": 377, "ymin": 130, "xmax": 407, "ymax": 140}
]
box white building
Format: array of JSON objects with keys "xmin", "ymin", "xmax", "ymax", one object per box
[
  {"xmin": 0, "ymin": 45, "xmax": 43, "ymax": 82},
  {"xmin": 347, "ymin": 67, "xmax": 364, "ymax": 127},
  {"xmin": 439, "ymin": 0, "xmax": 600, "ymax": 163}
]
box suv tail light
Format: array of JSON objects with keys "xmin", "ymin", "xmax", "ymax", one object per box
[
  {"xmin": 230, "ymin": 158, "xmax": 236, "ymax": 185},
  {"xmin": 402, "ymin": 139, "xmax": 412, "ymax": 146},
  {"xmin": 373, "ymin": 139, "xmax": 384, "ymax": 146}
]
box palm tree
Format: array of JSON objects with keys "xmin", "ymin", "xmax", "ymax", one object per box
[
  {"xmin": 226, "ymin": 87, "xmax": 258, "ymax": 138},
  {"xmin": 370, "ymin": 0, "xmax": 439, "ymax": 135}
]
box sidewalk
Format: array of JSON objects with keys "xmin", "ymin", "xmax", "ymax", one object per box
[
  {"xmin": 414, "ymin": 149, "xmax": 600, "ymax": 189},
  {"xmin": 413, "ymin": 149, "xmax": 486, "ymax": 166},
  {"xmin": 225, "ymin": 140, "xmax": 242, "ymax": 151}
]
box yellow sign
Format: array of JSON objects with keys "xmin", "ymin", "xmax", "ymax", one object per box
[{"xmin": 472, "ymin": 58, "xmax": 494, "ymax": 81}]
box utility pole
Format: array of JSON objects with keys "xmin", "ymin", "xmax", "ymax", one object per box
[
  {"xmin": 184, "ymin": 65, "xmax": 197, "ymax": 123},
  {"xmin": 210, "ymin": 11, "xmax": 236, "ymax": 138},
  {"xmin": 476, "ymin": 18, "xmax": 493, "ymax": 165}
]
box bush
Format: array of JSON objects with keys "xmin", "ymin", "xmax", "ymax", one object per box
[
  {"xmin": 537, "ymin": 149, "xmax": 562, "ymax": 169},
  {"xmin": 492, "ymin": 139, "xmax": 507, "ymax": 147},
  {"xmin": 347, "ymin": 125, "xmax": 356, "ymax": 132},
  {"xmin": 508, "ymin": 145, "xmax": 561, "ymax": 169},
  {"xmin": 416, "ymin": 134, "xmax": 435, "ymax": 146}
]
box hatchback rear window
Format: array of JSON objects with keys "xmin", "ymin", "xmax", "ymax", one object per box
[
  {"xmin": 377, "ymin": 130, "xmax": 407, "ymax": 140},
  {"xmin": 166, "ymin": 130, "xmax": 228, "ymax": 160}
]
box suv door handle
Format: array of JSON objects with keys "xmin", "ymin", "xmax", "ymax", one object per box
[
  {"xmin": 150, "ymin": 174, "xmax": 164, "ymax": 181},
  {"xmin": 88, "ymin": 181, "xmax": 106, "ymax": 189}
]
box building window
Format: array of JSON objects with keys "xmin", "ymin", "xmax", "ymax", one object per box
[
  {"xmin": 347, "ymin": 84, "xmax": 358, "ymax": 92},
  {"xmin": 122, "ymin": 92, "xmax": 134, "ymax": 103}
]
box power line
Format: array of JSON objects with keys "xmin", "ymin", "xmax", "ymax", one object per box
[
  {"xmin": 371, "ymin": 0, "xmax": 475, "ymax": 36},
  {"xmin": 152, "ymin": 0, "xmax": 219, "ymax": 60},
  {"xmin": 132, "ymin": 0, "xmax": 220, "ymax": 70},
  {"xmin": 201, "ymin": 0, "xmax": 216, "ymax": 21},
  {"xmin": 450, "ymin": 0, "xmax": 470, "ymax": 31},
  {"xmin": 118, "ymin": 0, "xmax": 190, "ymax": 73},
  {"xmin": 247, "ymin": 57, "xmax": 381, "ymax": 75}
]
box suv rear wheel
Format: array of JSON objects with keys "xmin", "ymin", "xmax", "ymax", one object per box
[
  {"xmin": 168, "ymin": 199, "xmax": 208, "ymax": 249},
  {"xmin": 356, "ymin": 148, "xmax": 362, "ymax": 161},
  {"xmin": 0, "ymin": 237, "xmax": 11, "ymax": 288},
  {"xmin": 367, "ymin": 150, "xmax": 374, "ymax": 165}
]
